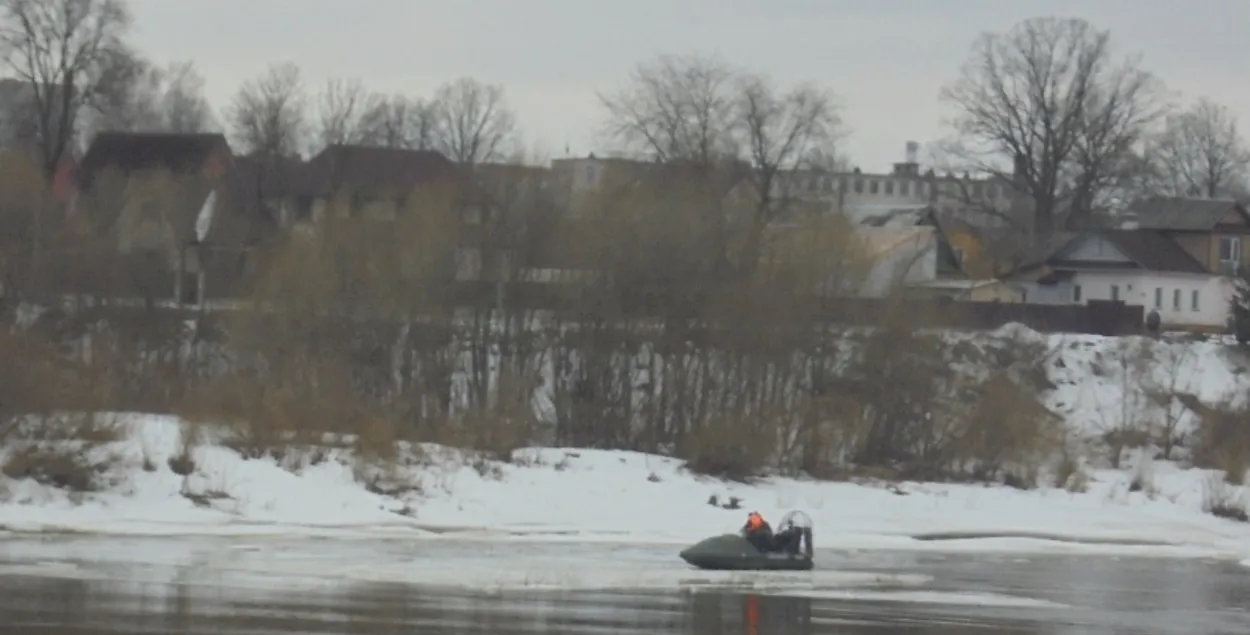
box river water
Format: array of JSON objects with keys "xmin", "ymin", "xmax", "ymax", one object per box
[{"xmin": 0, "ymin": 535, "xmax": 1246, "ymax": 634}]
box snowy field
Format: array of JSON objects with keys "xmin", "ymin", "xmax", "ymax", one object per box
[{"xmin": 0, "ymin": 328, "xmax": 1248, "ymax": 572}]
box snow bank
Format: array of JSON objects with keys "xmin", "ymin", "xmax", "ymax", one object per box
[
  {"xmin": 0, "ymin": 414, "xmax": 1247, "ymax": 564},
  {"xmin": 1033, "ymin": 330, "xmax": 1249, "ymax": 441}
]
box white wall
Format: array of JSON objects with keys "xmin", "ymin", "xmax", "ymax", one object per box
[
  {"xmin": 1018, "ymin": 280, "xmax": 1076, "ymax": 305},
  {"xmin": 1035, "ymin": 271, "xmax": 1232, "ymax": 328},
  {"xmin": 859, "ymin": 230, "xmax": 938, "ymax": 297}
]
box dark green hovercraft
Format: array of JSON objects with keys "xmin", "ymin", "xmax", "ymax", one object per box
[{"xmin": 679, "ymin": 510, "xmax": 815, "ymax": 571}]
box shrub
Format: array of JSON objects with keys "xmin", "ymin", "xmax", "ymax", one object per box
[
  {"xmin": 1191, "ymin": 405, "xmax": 1250, "ymax": 485},
  {"xmin": 1, "ymin": 445, "xmax": 105, "ymax": 492},
  {"xmin": 678, "ymin": 414, "xmax": 772, "ymax": 481},
  {"xmin": 176, "ymin": 361, "xmax": 387, "ymax": 462},
  {"xmin": 826, "ymin": 320, "xmax": 1058, "ymax": 486},
  {"xmin": 1201, "ymin": 474, "xmax": 1248, "ymax": 522},
  {"xmin": 434, "ymin": 368, "xmax": 540, "ymax": 462},
  {"xmin": 952, "ymin": 372, "xmax": 1061, "ymax": 487}
]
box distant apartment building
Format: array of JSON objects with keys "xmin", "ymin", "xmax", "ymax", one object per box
[
  {"xmin": 779, "ymin": 142, "xmax": 1028, "ymax": 232},
  {"xmin": 547, "ymin": 142, "xmax": 1032, "ymax": 233}
]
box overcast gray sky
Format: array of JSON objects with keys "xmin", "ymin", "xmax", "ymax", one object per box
[{"xmin": 127, "ymin": 0, "xmax": 1249, "ymax": 172}]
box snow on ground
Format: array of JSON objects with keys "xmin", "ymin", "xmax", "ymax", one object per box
[
  {"xmin": 0, "ymin": 413, "xmax": 1246, "ymax": 565},
  {"xmin": 959, "ymin": 325, "xmax": 1250, "ymax": 443}
]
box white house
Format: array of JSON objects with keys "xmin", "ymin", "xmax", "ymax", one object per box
[{"xmin": 1016, "ymin": 231, "xmax": 1233, "ymax": 330}]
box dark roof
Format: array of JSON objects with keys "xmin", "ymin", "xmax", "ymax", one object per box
[
  {"xmin": 296, "ymin": 145, "xmax": 455, "ymax": 196},
  {"xmin": 1123, "ymin": 196, "xmax": 1249, "ymax": 231},
  {"xmin": 231, "ymin": 153, "xmax": 305, "ymax": 199},
  {"xmin": 1051, "ymin": 230, "xmax": 1208, "ymax": 274},
  {"xmin": 78, "ymin": 132, "xmax": 230, "ymax": 184}
]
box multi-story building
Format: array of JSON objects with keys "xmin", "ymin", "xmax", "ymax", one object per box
[{"xmin": 547, "ymin": 142, "xmax": 1032, "ymax": 233}]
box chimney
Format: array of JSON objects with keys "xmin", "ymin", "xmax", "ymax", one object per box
[{"xmin": 905, "ymin": 141, "xmax": 919, "ymax": 164}]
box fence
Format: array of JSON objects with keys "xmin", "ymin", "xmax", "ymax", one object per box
[{"xmin": 451, "ymin": 282, "xmax": 1145, "ymax": 336}]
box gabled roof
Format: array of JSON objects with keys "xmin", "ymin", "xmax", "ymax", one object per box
[
  {"xmin": 1123, "ymin": 196, "xmax": 1250, "ymax": 231},
  {"xmin": 1051, "ymin": 230, "xmax": 1208, "ymax": 274},
  {"xmin": 295, "ymin": 145, "xmax": 455, "ymax": 196},
  {"xmin": 78, "ymin": 132, "xmax": 230, "ymax": 185}
]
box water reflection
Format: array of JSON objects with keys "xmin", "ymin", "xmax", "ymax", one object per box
[
  {"xmin": 0, "ymin": 564, "xmax": 1245, "ymax": 634},
  {"xmin": 690, "ymin": 593, "xmax": 812, "ymax": 635},
  {"xmin": 0, "ymin": 575, "xmax": 1041, "ymax": 635}
]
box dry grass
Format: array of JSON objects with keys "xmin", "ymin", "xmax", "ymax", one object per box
[
  {"xmin": 816, "ymin": 319, "xmax": 1059, "ymax": 487},
  {"xmin": 954, "ymin": 371, "xmax": 1063, "ymax": 487},
  {"xmin": 1191, "ymin": 404, "xmax": 1250, "ymax": 485},
  {"xmin": 0, "ymin": 329, "xmax": 124, "ymax": 496},
  {"xmin": 0, "ymin": 445, "xmax": 108, "ymax": 492},
  {"xmin": 1052, "ymin": 443, "xmax": 1090, "ymax": 492},
  {"xmin": 1201, "ymin": 473, "xmax": 1248, "ymax": 522},
  {"xmin": 678, "ymin": 414, "xmax": 773, "ymax": 481},
  {"xmin": 176, "ymin": 362, "xmax": 397, "ymax": 464},
  {"xmin": 1127, "ymin": 455, "xmax": 1159, "ymax": 498},
  {"xmin": 166, "ymin": 420, "xmax": 202, "ymax": 477}
]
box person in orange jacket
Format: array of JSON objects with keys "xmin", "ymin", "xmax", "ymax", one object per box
[{"xmin": 742, "ymin": 511, "xmax": 773, "ymax": 552}]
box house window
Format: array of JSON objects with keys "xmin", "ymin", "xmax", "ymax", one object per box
[
  {"xmin": 1192, "ymin": 289, "xmax": 1200, "ymax": 311},
  {"xmin": 1110, "ymin": 285, "xmax": 1120, "ymax": 301},
  {"xmin": 899, "ymin": 181, "xmax": 910, "ymax": 197},
  {"xmin": 1173, "ymin": 288, "xmax": 1182, "ymax": 310},
  {"xmin": 1154, "ymin": 288, "xmax": 1162, "ymax": 308},
  {"xmin": 884, "ymin": 180, "xmax": 894, "ymax": 195},
  {"xmin": 1221, "ymin": 236, "xmax": 1241, "ymax": 261},
  {"xmin": 869, "ymin": 180, "xmax": 879, "ymax": 194},
  {"xmin": 1221, "ymin": 236, "xmax": 1241, "ymax": 274},
  {"xmin": 853, "ymin": 179, "xmax": 863, "ymax": 194},
  {"xmin": 1073, "ymin": 285, "xmax": 1082, "ymax": 302}
]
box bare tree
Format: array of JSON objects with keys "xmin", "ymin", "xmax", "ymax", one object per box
[
  {"xmin": 314, "ymin": 77, "xmax": 380, "ymax": 149},
  {"xmin": 0, "ymin": 0, "xmax": 133, "ymax": 179},
  {"xmin": 597, "ymin": 53, "xmax": 738, "ymax": 164},
  {"xmin": 431, "ymin": 77, "xmax": 516, "ymax": 164},
  {"xmin": 1148, "ymin": 98, "xmax": 1250, "ymax": 199},
  {"xmin": 939, "ymin": 17, "xmax": 1166, "ymax": 239},
  {"xmin": 84, "ymin": 49, "xmax": 155, "ymax": 133},
  {"xmin": 738, "ymin": 74, "xmax": 839, "ymax": 211},
  {"xmin": 735, "ymin": 73, "xmax": 840, "ymax": 273},
  {"xmin": 597, "ymin": 54, "xmax": 842, "ymax": 277},
  {"xmin": 358, "ymin": 94, "xmax": 436, "ymax": 149},
  {"xmin": 84, "ymin": 58, "xmax": 214, "ymax": 137},
  {"xmin": 225, "ymin": 61, "xmax": 307, "ymax": 157},
  {"xmin": 159, "ymin": 61, "xmax": 213, "ymax": 133},
  {"xmin": 804, "ymin": 146, "xmax": 851, "ymax": 173}
]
